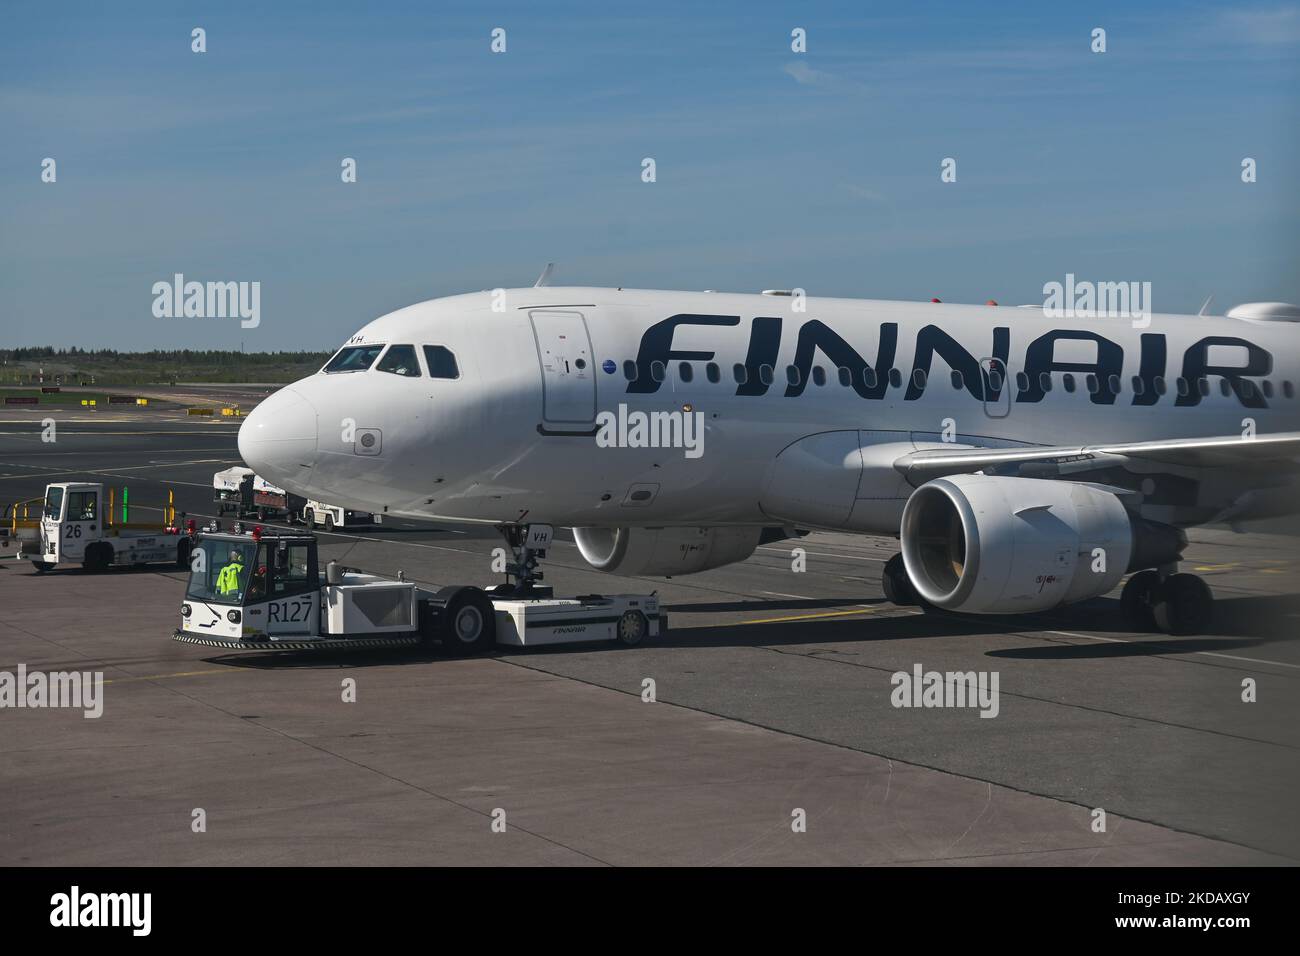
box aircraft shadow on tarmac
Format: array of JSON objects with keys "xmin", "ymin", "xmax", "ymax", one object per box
[{"xmin": 201, "ymin": 592, "xmax": 1300, "ymax": 670}]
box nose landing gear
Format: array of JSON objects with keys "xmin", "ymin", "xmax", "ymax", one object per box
[{"xmin": 489, "ymin": 523, "xmax": 555, "ymax": 599}]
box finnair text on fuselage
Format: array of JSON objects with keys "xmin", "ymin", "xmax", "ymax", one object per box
[{"xmin": 627, "ymin": 313, "xmax": 1273, "ymax": 408}]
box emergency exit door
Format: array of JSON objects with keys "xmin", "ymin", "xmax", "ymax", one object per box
[
  {"xmin": 981, "ymin": 357, "xmax": 1010, "ymax": 419},
  {"xmin": 530, "ymin": 310, "xmax": 596, "ymax": 428}
]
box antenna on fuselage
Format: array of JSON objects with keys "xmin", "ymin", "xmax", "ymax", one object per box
[
  {"xmin": 534, "ymin": 262, "xmax": 555, "ymax": 288},
  {"xmin": 1197, "ymin": 295, "xmax": 1214, "ymax": 317}
]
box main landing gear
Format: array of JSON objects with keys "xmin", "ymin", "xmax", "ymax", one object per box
[
  {"xmin": 881, "ymin": 550, "xmax": 1215, "ymax": 636},
  {"xmin": 1120, "ymin": 566, "xmax": 1214, "ymax": 636},
  {"xmin": 882, "ymin": 553, "xmax": 929, "ymax": 609}
]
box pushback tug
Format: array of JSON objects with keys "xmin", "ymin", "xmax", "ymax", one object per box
[{"xmin": 173, "ymin": 522, "xmax": 665, "ymax": 653}]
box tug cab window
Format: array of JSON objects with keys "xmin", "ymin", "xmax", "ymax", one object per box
[
  {"xmin": 325, "ymin": 344, "xmax": 385, "ymax": 373},
  {"xmin": 376, "ymin": 344, "xmax": 421, "ymax": 377},
  {"xmin": 423, "ymin": 345, "xmax": 460, "ymax": 379},
  {"xmin": 186, "ymin": 540, "xmax": 261, "ymax": 606},
  {"xmin": 43, "ymin": 485, "xmax": 64, "ymax": 520},
  {"xmin": 66, "ymin": 490, "xmax": 98, "ymax": 521}
]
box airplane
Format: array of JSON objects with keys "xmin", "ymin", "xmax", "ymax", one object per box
[{"xmin": 237, "ymin": 283, "xmax": 1300, "ymax": 637}]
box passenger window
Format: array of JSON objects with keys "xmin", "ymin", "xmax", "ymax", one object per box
[
  {"xmin": 759, "ymin": 365, "xmax": 774, "ymax": 386},
  {"xmin": 786, "ymin": 365, "xmax": 800, "ymax": 386},
  {"xmin": 651, "ymin": 361, "xmax": 666, "ymax": 382},
  {"xmin": 325, "ymin": 344, "xmax": 384, "ymax": 373},
  {"xmin": 733, "ymin": 363, "xmax": 748, "ymax": 385},
  {"xmin": 1262, "ymin": 380, "xmax": 1274, "ymax": 398},
  {"xmin": 812, "ymin": 367, "xmax": 826, "ymax": 387},
  {"xmin": 1219, "ymin": 378, "xmax": 1231, "ymax": 397},
  {"xmin": 1016, "ymin": 372, "xmax": 1029, "ymax": 392},
  {"xmin": 837, "ymin": 367, "xmax": 851, "ymax": 387},
  {"xmin": 1108, "ymin": 374, "xmax": 1121, "ymax": 395},
  {"xmin": 706, "ymin": 362, "xmax": 721, "ymax": 384},
  {"xmin": 1086, "ymin": 374, "xmax": 1099, "ymax": 394},
  {"xmin": 864, "ymin": 368, "xmax": 877, "ymax": 388},
  {"xmin": 913, "ymin": 369, "xmax": 927, "ymax": 388},
  {"xmin": 888, "ymin": 369, "xmax": 902, "ymax": 388},
  {"xmin": 1154, "ymin": 376, "xmax": 1167, "ymax": 395},
  {"xmin": 623, "ymin": 360, "xmax": 638, "ymax": 381},
  {"xmin": 679, "ymin": 362, "xmax": 694, "ymax": 383},
  {"xmin": 376, "ymin": 344, "xmax": 421, "ymax": 377},
  {"xmin": 1198, "ymin": 378, "xmax": 1210, "ymax": 397},
  {"xmin": 1040, "ymin": 372, "xmax": 1053, "ymax": 393},
  {"xmin": 1176, "ymin": 377, "xmax": 1189, "ymax": 397},
  {"xmin": 423, "ymin": 345, "xmax": 460, "ymax": 379},
  {"xmin": 951, "ymin": 370, "xmax": 963, "ymax": 389},
  {"xmin": 1285, "ymin": 381, "xmax": 1295, "ymax": 399},
  {"xmin": 1063, "ymin": 374, "xmax": 1076, "ymax": 393}
]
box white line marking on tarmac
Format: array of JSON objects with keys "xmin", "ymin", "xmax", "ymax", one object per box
[{"xmin": 1045, "ymin": 630, "xmax": 1300, "ymax": 671}]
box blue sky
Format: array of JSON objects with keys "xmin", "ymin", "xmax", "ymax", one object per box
[{"xmin": 2, "ymin": 0, "xmax": 1297, "ymax": 350}]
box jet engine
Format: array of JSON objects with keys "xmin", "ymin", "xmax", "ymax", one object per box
[
  {"xmin": 573, "ymin": 526, "xmax": 766, "ymax": 577},
  {"xmin": 900, "ymin": 474, "xmax": 1181, "ymax": 614}
]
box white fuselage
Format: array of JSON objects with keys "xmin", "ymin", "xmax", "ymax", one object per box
[{"xmin": 236, "ymin": 287, "xmax": 1300, "ymax": 533}]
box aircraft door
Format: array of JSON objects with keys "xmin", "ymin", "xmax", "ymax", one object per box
[
  {"xmin": 530, "ymin": 310, "xmax": 596, "ymax": 429},
  {"xmin": 981, "ymin": 357, "xmax": 1010, "ymax": 418}
]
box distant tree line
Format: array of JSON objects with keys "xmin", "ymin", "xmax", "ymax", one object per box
[{"xmin": 2, "ymin": 347, "xmax": 329, "ymax": 365}]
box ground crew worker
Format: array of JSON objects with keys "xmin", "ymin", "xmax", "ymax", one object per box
[{"xmin": 216, "ymin": 550, "xmax": 244, "ymax": 596}]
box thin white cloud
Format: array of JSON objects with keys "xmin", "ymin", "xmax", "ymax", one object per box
[
  {"xmin": 1220, "ymin": 5, "xmax": 1300, "ymax": 45},
  {"xmin": 782, "ymin": 61, "xmax": 833, "ymax": 86}
]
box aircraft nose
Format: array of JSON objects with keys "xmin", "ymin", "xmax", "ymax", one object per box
[{"xmin": 237, "ymin": 386, "xmax": 318, "ymax": 489}]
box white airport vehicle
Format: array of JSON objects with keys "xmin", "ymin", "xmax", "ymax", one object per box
[
  {"xmin": 236, "ymin": 283, "xmax": 1300, "ymax": 636},
  {"xmin": 24, "ymin": 481, "xmax": 192, "ymax": 572},
  {"xmin": 302, "ymin": 499, "xmax": 380, "ymax": 531},
  {"xmin": 172, "ymin": 523, "xmax": 663, "ymax": 652},
  {"xmin": 212, "ymin": 467, "xmax": 304, "ymax": 522}
]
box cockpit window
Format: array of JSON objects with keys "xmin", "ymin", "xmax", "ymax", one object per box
[
  {"xmin": 324, "ymin": 344, "xmax": 384, "ymax": 373},
  {"xmin": 376, "ymin": 344, "xmax": 421, "ymax": 378},
  {"xmin": 423, "ymin": 345, "xmax": 460, "ymax": 379}
]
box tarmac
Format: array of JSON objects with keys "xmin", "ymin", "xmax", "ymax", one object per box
[{"xmin": 2, "ymin": 405, "xmax": 1298, "ymax": 865}]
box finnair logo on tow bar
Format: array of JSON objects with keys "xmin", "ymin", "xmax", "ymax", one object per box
[
  {"xmin": 891, "ymin": 663, "xmax": 1000, "ymax": 718},
  {"xmin": 50, "ymin": 886, "xmax": 151, "ymax": 936},
  {"xmin": 596, "ymin": 403, "xmax": 705, "ymax": 459}
]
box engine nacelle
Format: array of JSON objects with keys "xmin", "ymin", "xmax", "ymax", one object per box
[
  {"xmin": 573, "ymin": 526, "xmax": 764, "ymax": 577},
  {"xmin": 901, "ymin": 475, "xmax": 1139, "ymax": 614}
]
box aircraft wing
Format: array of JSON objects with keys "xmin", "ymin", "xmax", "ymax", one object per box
[{"xmin": 896, "ymin": 431, "xmax": 1300, "ymax": 484}]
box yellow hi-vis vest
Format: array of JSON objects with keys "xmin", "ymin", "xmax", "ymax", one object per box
[{"xmin": 216, "ymin": 560, "xmax": 244, "ymax": 595}]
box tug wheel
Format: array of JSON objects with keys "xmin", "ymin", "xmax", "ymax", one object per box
[
  {"xmin": 616, "ymin": 610, "xmax": 649, "ymax": 647},
  {"xmin": 436, "ymin": 587, "xmax": 496, "ymax": 656}
]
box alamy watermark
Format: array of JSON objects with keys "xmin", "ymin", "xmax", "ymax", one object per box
[
  {"xmin": 1, "ymin": 665, "xmax": 103, "ymax": 718},
  {"xmin": 1042, "ymin": 273, "xmax": 1151, "ymax": 326},
  {"xmin": 152, "ymin": 273, "xmax": 260, "ymax": 328},
  {"xmin": 890, "ymin": 663, "xmax": 999, "ymax": 718},
  {"xmin": 595, "ymin": 403, "xmax": 705, "ymax": 459}
]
